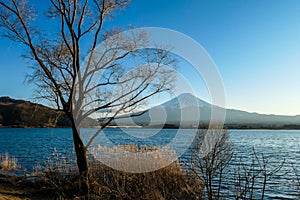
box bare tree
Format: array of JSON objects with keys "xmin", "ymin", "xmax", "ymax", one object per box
[
  {"xmin": 190, "ymin": 129, "xmax": 233, "ymax": 200},
  {"xmin": 256, "ymin": 152, "xmax": 285, "ymax": 200},
  {"xmin": 233, "ymin": 148, "xmax": 285, "ymax": 200},
  {"xmin": 190, "ymin": 130, "xmax": 286, "ymax": 200},
  {"xmin": 233, "ymin": 150, "xmax": 262, "ymax": 200},
  {"xmin": 0, "ymin": 0, "xmax": 176, "ymax": 191}
]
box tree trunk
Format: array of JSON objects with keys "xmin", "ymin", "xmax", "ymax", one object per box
[
  {"xmin": 71, "ymin": 118, "xmax": 89, "ymax": 193},
  {"xmin": 261, "ymin": 174, "xmax": 267, "ymax": 200},
  {"xmin": 208, "ymin": 171, "xmax": 213, "ymax": 200}
]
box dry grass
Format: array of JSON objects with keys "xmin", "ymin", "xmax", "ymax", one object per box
[
  {"xmin": 91, "ymin": 144, "xmax": 178, "ymax": 172},
  {"xmin": 0, "ymin": 174, "xmax": 51, "ymax": 200},
  {"xmin": 0, "ymin": 181, "xmax": 25, "ymax": 200},
  {"xmin": 88, "ymin": 159, "xmax": 202, "ymax": 199},
  {"xmin": 0, "ymin": 153, "xmax": 20, "ymax": 172},
  {"xmin": 26, "ymin": 145, "xmax": 203, "ymax": 199}
]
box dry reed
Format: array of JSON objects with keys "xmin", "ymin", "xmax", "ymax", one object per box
[
  {"xmin": 32, "ymin": 145, "xmax": 203, "ymax": 199},
  {"xmin": 0, "ymin": 153, "xmax": 19, "ymax": 172}
]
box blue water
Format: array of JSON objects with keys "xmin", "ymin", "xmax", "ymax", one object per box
[{"xmin": 0, "ymin": 128, "xmax": 299, "ymax": 199}]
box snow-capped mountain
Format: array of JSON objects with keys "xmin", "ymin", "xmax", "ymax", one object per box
[
  {"xmin": 111, "ymin": 93, "xmax": 300, "ymax": 128},
  {"xmin": 161, "ymin": 93, "xmax": 211, "ymax": 109}
]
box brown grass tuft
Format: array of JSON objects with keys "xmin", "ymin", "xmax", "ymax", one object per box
[{"xmin": 0, "ymin": 153, "xmax": 19, "ymax": 172}]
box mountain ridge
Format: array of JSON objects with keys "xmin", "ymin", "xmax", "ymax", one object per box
[
  {"xmin": 0, "ymin": 96, "xmax": 71, "ymax": 128},
  {"xmin": 112, "ymin": 93, "xmax": 300, "ymax": 129}
]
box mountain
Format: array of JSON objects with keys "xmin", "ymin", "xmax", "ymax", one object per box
[
  {"xmin": 0, "ymin": 96, "xmax": 71, "ymax": 128},
  {"xmin": 112, "ymin": 93, "xmax": 300, "ymax": 129},
  {"xmin": 2, "ymin": 95, "xmax": 299, "ymax": 129}
]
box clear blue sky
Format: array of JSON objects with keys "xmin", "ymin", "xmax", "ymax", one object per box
[{"xmin": 1, "ymin": 0, "xmax": 300, "ymax": 115}]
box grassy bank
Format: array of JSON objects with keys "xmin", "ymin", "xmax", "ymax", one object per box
[{"xmin": 0, "ymin": 146, "xmax": 203, "ymax": 200}]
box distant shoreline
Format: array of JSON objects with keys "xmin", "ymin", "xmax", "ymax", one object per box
[{"xmin": 1, "ymin": 125, "xmax": 300, "ymax": 130}]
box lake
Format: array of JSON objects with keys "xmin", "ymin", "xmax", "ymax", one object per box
[{"xmin": 0, "ymin": 128, "xmax": 299, "ymax": 199}]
